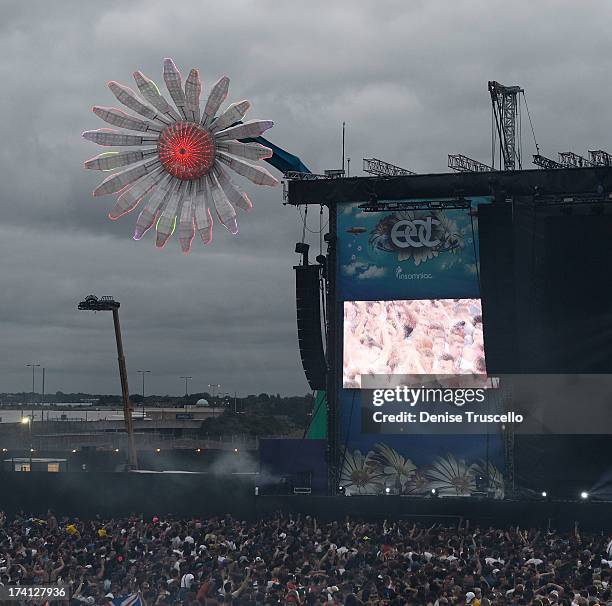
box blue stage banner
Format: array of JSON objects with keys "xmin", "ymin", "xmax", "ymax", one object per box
[{"xmin": 336, "ymin": 198, "xmax": 492, "ymax": 301}]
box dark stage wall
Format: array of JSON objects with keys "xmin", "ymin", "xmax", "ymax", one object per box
[
  {"xmin": 479, "ymin": 203, "xmax": 612, "ymax": 374},
  {"xmin": 1, "ymin": 472, "xmax": 612, "ymax": 531},
  {"xmin": 478, "ymin": 201, "xmax": 612, "ymax": 497}
]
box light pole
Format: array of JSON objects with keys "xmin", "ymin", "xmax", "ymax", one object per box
[
  {"xmin": 208, "ymin": 384, "xmax": 221, "ymax": 417},
  {"xmin": 21, "ymin": 417, "xmax": 32, "ymax": 468},
  {"xmin": 208, "ymin": 383, "xmax": 221, "ymax": 399},
  {"xmin": 26, "ymin": 363, "xmax": 40, "ymax": 420},
  {"xmin": 41, "ymin": 368, "xmax": 45, "ymax": 418},
  {"xmin": 137, "ymin": 370, "xmax": 151, "ymax": 418},
  {"xmin": 180, "ymin": 376, "xmax": 192, "ymax": 397},
  {"xmin": 78, "ymin": 295, "xmax": 138, "ymax": 470}
]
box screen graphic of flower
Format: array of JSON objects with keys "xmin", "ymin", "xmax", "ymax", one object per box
[
  {"xmin": 339, "ymin": 450, "xmax": 385, "ymax": 495},
  {"xmin": 83, "ymin": 58, "xmax": 278, "ymax": 253},
  {"xmin": 425, "ymin": 453, "xmax": 476, "ymax": 496}
]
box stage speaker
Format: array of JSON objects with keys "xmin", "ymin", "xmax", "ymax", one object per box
[
  {"xmin": 477, "ymin": 203, "xmax": 520, "ymax": 373},
  {"xmin": 295, "ymin": 264, "xmax": 327, "ymax": 390},
  {"xmin": 538, "ymin": 213, "xmax": 612, "ymax": 372}
]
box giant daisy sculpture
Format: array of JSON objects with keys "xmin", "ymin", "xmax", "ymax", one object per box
[{"xmin": 82, "ymin": 58, "xmax": 279, "ymax": 253}]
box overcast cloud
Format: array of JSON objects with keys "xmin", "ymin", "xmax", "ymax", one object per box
[{"xmin": 1, "ymin": 0, "xmax": 612, "ymax": 396}]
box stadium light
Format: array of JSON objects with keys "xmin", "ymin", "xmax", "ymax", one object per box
[
  {"xmin": 21, "ymin": 417, "xmax": 33, "ymax": 464},
  {"xmin": 137, "ymin": 370, "xmax": 151, "ymax": 417},
  {"xmin": 78, "ymin": 295, "xmax": 138, "ymax": 470},
  {"xmin": 26, "ymin": 363, "xmax": 40, "ymax": 420},
  {"xmin": 581, "ymin": 491, "xmax": 589, "ymax": 500},
  {"xmin": 181, "ymin": 376, "xmax": 193, "ymax": 396}
]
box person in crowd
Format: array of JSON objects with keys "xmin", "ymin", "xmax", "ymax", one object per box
[{"xmin": 0, "ymin": 511, "xmax": 611, "ymax": 605}]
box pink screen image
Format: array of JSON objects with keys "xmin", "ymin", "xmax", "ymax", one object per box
[{"xmin": 343, "ymin": 298, "xmax": 487, "ymax": 388}]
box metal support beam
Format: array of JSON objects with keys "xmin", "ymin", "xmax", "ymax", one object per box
[
  {"xmin": 285, "ymin": 171, "xmax": 333, "ymax": 180},
  {"xmin": 359, "ymin": 198, "xmax": 471, "ymax": 212},
  {"xmin": 588, "ymin": 150, "xmax": 612, "ymax": 166},
  {"xmin": 325, "ymin": 212, "xmax": 339, "ymax": 496},
  {"xmin": 112, "ymin": 307, "xmax": 138, "ymax": 470},
  {"xmin": 532, "ymin": 154, "xmax": 563, "ymax": 169},
  {"xmin": 558, "ymin": 151, "xmax": 593, "ymax": 168},
  {"xmin": 363, "ymin": 157, "xmax": 415, "ymax": 176},
  {"xmin": 448, "ymin": 154, "xmax": 492, "ymax": 173}
]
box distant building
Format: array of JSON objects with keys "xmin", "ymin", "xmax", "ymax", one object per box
[{"xmin": 3, "ymin": 457, "xmax": 67, "ymax": 473}]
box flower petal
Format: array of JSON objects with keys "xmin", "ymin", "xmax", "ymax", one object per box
[
  {"xmin": 133, "ymin": 175, "xmax": 174, "ymax": 240},
  {"xmin": 213, "ymin": 120, "xmax": 274, "ymax": 141},
  {"xmin": 82, "ymin": 129, "xmax": 159, "ymax": 147},
  {"xmin": 178, "ymin": 182, "xmax": 196, "ymax": 254},
  {"xmin": 163, "ymin": 58, "xmax": 187, "ymax": 120},
  {"xmin": 184, "ymin": 68, "xmax": 202, "ymax": 123},
  {"xmin": 212, "ymin": 164, "xmax": 252, "ymax": 212},
  {"xmin": 216, "ymin": 151, "xmax": 278, "ymax": 187},
  {"xmin": 84, "ymin": 149, "xmax": 157, "ymax": 171},
  {"xmin": 93, "ymin": 159, "xmax": 161, "ymax": 196},
  {"xmin": 108, "ymin": 81, "xmax": 171, "ymax": 126},
  {"xmin": 194, "ymin": 178, "xmax": 213, "ymax": 244},
  {"xmin": 216, "ymin": 140, "xmax": 272, "ymax": 162},
  {"xmin": 208, "ymin": 174, "xmax": 238, "ymax": 234},
  {"xmin": 156, "ymin": 181, "xmax": 184, "ymax": 248},
  {"xmin": 201, "ymin": 76, "xmax": 229, "ymax": 126},
  {"xmin": 108, "ymin": 166, "xmax": 164, "ymax": 220},
  {"xmin": 93, "ymin": 106, "xmax": 163, "ymax": 133},
  {"xmin": 133, "ymin": 71, "xmax": 181, "ymax": 122},
  {"xmin": 210, "ymin": 101, "xmax": 251, "ymax": 134}
]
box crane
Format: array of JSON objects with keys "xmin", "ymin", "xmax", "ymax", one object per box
[{"xmin": 489, "ymin": 81, "xmax": 524, "ymax": 170}]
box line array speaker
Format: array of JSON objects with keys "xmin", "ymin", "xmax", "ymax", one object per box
[{"xmin": 295, "ymin": 264, "xmax": 326, "ymax": 390}]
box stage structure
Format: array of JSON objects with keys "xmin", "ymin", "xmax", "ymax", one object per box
[
  {"xmin": 287, "ymin": 166, "xmax": 612, "ymax": 499},
  {"xmin": 83, "ymin": 58, "xmax": 279, "ymax": 252}
]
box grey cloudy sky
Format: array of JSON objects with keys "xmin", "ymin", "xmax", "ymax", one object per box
[{"xmin": 1, "ymin": 0, "xmax": 611, "ymax": 396}]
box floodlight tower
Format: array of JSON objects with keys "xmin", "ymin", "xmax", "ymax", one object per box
[
  {"xmin": 78, "ymin": 295, "xmax": 138, "ymax": 469},
  {"xmin": 25, "ymin": 363, "xmax": 40, "ymax": 420},
  {"xmin": 181, "ymin": 376, "xmax": 193, "ymax": 397}
]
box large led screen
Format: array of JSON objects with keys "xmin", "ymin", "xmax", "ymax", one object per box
[
  {"xmin": 343, "ymin": 298, "xmax": 486, "ymax": 388},
  {"xmin": 337, "ymin": 199, "xmax": 491, "ymax": 302}
]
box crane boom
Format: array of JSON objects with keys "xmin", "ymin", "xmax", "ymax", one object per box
[{"xmin": 489, "ymin": 81, "xmax": 523, "ymax": 170}]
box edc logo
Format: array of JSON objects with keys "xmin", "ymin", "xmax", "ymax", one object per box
[{"xmin": 390, "ymin": 217, "xmax": 440, "ymax": 248}]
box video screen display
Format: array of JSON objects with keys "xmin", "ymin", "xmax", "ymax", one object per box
[{"xmin": 343, "ymin": 298, "xmax": 486, "ymax": 388}]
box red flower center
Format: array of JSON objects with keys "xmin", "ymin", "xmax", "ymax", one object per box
[{"xmin": 158, "ymin": 122, "xmax": 216, "ymax": 180}]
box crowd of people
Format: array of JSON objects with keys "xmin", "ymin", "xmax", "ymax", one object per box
[{"xmin": 1, "ymin": 510, "xmax": 611, "ymax": 606}]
